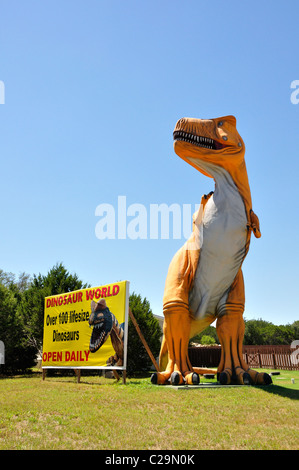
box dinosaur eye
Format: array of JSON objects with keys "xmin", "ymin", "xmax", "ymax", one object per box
[
  {"xmin": 238, "ymin": 142, "xmax": 242, "ymax": 147},
  {"xmin": 223, "ymin": 136, "xmax": 228, "ymax": 141},
  {"xmin": 218, "ymin": 121, "xmax": 223, "ymax": 126}
]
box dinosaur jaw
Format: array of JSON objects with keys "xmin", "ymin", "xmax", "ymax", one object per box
[
  {"xmin": 89, "ymin": 323, "xmax": 110, "ymax": 353},
  {"xmin": 173, "ymin": 130, "xmax": 227, "ymax": 151},
  {"xmin": 89, "ymin": 308, "xmax": 113, "ymax": 353}
]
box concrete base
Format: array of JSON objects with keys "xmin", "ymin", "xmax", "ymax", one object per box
[{"xmin": 163, "ymin": 382, "xmax": 251, "ymax": 390}]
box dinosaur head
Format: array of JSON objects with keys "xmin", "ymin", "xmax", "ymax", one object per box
[
  {"xmin": 173, "ymin": 115, "xmax": 245, "ymax": 178},
  {"xmin": 89, "ymin": 299, "xmax": 113, "ymax": 353}
]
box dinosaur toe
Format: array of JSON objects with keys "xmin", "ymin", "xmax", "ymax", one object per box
[{"xmin": 170, "ymin": 371, "xmax": 184, "ymax": 386}]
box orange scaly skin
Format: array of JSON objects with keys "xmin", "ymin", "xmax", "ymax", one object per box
[{"xmin": 151, "ymin": 116, "xmax": 272, "ymax": 386}]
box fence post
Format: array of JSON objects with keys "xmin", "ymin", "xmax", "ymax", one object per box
[{"xmin": 272, "ymin": 353, "xmax": 277, "ymax": 369}]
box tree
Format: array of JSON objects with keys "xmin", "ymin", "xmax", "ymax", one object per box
[
  {"xmin": 17, "ymin": 282, "xmax": 47, "ymax": 356},
  {"xmin": 0, "ymin": 264, "xmax": 90, "ymax": 373},
  {"xmin": 0, "ymin": 270, "xmax": 31, "ymax": 292},
  {"xmin": 243, "ymin": 318, "xmax": 298, "ymax": 345},
  {"xmin": 200, "ymin": 334, "xmax": 216, "ymax": 345},
  {"xmin": 0, "ymin": 269, "xmax": 16, "ymax": 287},
  {"xmin": 18, "ymin": 263, "xmax": 90, "ymax": 355},
  {"xmin": 127, "ymin": 293, "xmax": 162, "ymax": 375},
  {"xmin": 0, "ymin": 282, "xmax": 36, "ymax": 373},
  {"xmin": 243, "ymin": 319, "xmax": 266, "ymax": 345},
  {"xmin": 32, "ymin": 262, "xmax": 89, "ymax": 295},
  {"xmin": 189, "ymin": 325, "xmax": 219, "ymax": 345},
  {"xmin": 291, "ymin": 321, "xmax": 299, "ymax": 339}
]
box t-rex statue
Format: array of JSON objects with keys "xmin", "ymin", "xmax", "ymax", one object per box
[{"xmin": 151, "ymin": 115, "xmax": 272, "ymax": 386}]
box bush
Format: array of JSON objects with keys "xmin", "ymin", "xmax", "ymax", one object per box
[
  {"xmin": 189, "ymin": 325, "xmax": 219, "ymax": 345},
  {"xmin": 200, "ymin": 335, "xmax": 216, "ymax": 345}
]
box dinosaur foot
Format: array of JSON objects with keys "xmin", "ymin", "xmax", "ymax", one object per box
[
  {"xmin": 218, "ymin": 367, "xmax": 272, "ymax": 385},
  {"xmin": 243, "ymin": 368, "xmax": 272, "ymax": 385},
  {"xmin": 171, "ymin": 371, "xmax": 200, "ymax": 386},
  {"xmin": 150, "ymin": 371, "xmax": 200, "ymax": 386},
  {"xmin": 150, "ymin": 372, "xmax": 165, "ymax": 385}
]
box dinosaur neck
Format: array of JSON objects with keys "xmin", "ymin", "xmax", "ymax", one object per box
[
  {"xmin": 228, "ymin": 160, "xmax": 253, "ymax": 219},
  {"xmin": 200, "ymin": 159, "xmax": 253, "ymax": 221}
]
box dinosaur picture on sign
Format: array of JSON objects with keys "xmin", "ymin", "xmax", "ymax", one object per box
[
  {"xmin": 89, "ymin": 298, "xmax": 125, "ymax": 367},
  {"xmin": 151, "ymin": 115, "xmax": 272, "ymax": 386}
]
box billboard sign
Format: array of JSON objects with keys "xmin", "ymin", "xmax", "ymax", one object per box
[{"xmin": 42, "ymin": 280, "xmax": 129, "ymax": 370}]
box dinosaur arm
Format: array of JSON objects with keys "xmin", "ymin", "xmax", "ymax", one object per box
[
  {"xmin": 110, "ymin": 329, "xmax": 124, "ymax": 360},
  {"xmin": 248, "ymin": 209, "xmax": 261, "ymax": 238},
  {"xmin": 110, "ymin": 313, "xmax": 124, "ymax": 360}
]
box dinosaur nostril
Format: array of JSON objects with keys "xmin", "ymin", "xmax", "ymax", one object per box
[{"xmin": 175, "ymin": 118, "xmax": 187, "ymax": 130}]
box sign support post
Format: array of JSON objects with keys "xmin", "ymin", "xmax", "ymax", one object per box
[{"xmin": 129, "ymin": 308, "xmax": 160, "ymax": 373}]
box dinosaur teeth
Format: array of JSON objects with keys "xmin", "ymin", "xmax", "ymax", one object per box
[{"xmin": 173, "ymin": 130, "xmax": 217, "ymax": 150}]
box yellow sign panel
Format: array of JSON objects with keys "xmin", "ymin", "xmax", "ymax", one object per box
[{"xmin": 42, "ymin": 280, "xmax": 129, "ymax": 369}]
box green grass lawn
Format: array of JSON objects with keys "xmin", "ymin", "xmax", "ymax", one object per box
[{"xmin": 0, "ymin": 369, "xmax": 298, "ymax": 450}]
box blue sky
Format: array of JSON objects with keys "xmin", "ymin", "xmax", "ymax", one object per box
[{"xmin": 0, "ymin": 0, "xmax": 298, "ymax": 326}]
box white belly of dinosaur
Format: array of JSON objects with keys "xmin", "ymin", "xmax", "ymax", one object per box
[{"xmin": 189, "ymin": 176, "xmax": 247, "ymax": 319}]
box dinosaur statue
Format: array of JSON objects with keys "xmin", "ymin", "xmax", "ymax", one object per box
[
  {"xmin": 151, "ymin": 115, "xmax": 272, "ymax": 386},
  {"xmin": 89, "ymin": 299, "xmax": 125, "ymax": 366}
]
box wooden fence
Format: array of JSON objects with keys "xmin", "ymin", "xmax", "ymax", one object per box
[
  {"xmin": 188, "ymin": 344, "xmax": 299, "ymax": 371},
  {"xmin": 188, "ymin": 346, "xmax": 221, "ymax": 368},
  {"xmin": 242, "ymin": 345, "xmax": 299, "ymax": 371}
]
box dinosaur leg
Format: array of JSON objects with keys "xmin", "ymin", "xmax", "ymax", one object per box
[
  {"xmin": 216, "ymin": 309, "xmax": 248, "ymax": 385},
  {"xmin": 152, "ymin": 233, "xmax": 202, "ymax": 386},
  {"xmin": 151, "ymin": 308, "xmax": 199, "ymax": 386},
  {"xmin": 216, "ymin": 270, "xmax": 272, "ymax": 385},
  {"xmin": 216, "ymin": 312, "xmax": 272, "ymax": 385}
]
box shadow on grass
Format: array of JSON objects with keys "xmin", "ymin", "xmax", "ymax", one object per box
[{"xmin": 257, "ymin": 384, "xmax": 299, "ymax": 400}]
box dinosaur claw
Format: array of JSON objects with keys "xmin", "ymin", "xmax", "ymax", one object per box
[
  {"xmin": 150, "ymin": 372, "xmax": 169, "ymax": 385},
  {"xmin": 262, "ymin": 373, "xmax": 272, "ymax": 385},
  {"xmin": 219, "ymin": 371, "xmax": 230, "ymax": 385},
  {"xmin": 191, "ymin": 372, "xmax": 200, "ymax": 385},
  {"xmin": 242, "ymin": 372, "xmax": 253, "ymax": 385},
  {"xmin": 246, "ymin": 369, "xmax": 273, "ymax": 385},
  {"xmin": 150, "ymin": 373, "xmax": 158, "ymax": 385},
  {"xmin": 170, "ymin": 371, "xmax": 180, "ymax": 385},
  {"xmin": 171, "ymin": 371, "xmax": 183, "ymax": 386}
]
